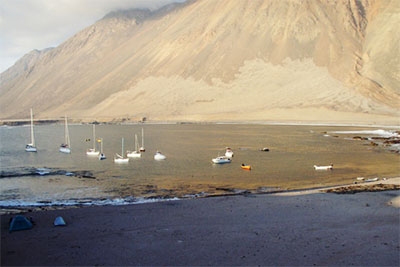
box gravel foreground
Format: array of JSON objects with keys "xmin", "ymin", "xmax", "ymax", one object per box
[{"xmin": 1, "ymin": 179, "xmax": 399, "ymax": 266}]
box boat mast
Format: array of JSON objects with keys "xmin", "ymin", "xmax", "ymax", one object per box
[
  {"xmin": 30, "ymin": 108, "xmax": 35, "ymax": 146},
  {"xmin": 92, "ymin": 124, "xmax": 96, "ymax": 150},
  {"xmin": 122, "ymin": 138, "xmax": 124, "ymax": 156},
  {"xmin": 65, "ymin": 115, "xmax": 70, "ymax": 147}
]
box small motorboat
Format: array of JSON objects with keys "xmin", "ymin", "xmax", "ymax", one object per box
[
  {"xmin": 225, "ymin": 147, "xmax": 234, "ymax": 158},
  {"xmin": 212, "ymin": 156, "xmax": 231, "ymax": 164},
  {"xmin": 241, "ymin": 164, "xmax": 251, "ymax": 170},
  {"xmin": 154, "ymin": 151, "xmax": 166, "ymax": 160},
  {"xmin": 260, "ymin": 147, "xmax": 269, "ymax": 152},
  {"xmin": 365, "ymin": 177, "xmax": 379, "ymax": 182},
  {"xmin": 314, "ymin": 164, "xmax": 333, "ymax": 170}
]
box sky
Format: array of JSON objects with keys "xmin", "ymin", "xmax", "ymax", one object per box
[{"xmin": 0, "ymin": 0, "xmax": 185, "ymax": 73}]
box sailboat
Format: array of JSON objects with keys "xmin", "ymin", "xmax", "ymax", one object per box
[
  {"xmin": 114, "ymin": 138, "xmax": 129, "ymax": 163},
  {"xmin": 59, "ymin": 115, "xmax": 71, "ymax": 153},
  {"xmin": 139, "ymin": 128, "xmax": 145, "ymax": 152},
  {"xmin": 86, "ymin": 124, "xmax": 99, "ymax": 156},
  {"xmin": 25, "ymin": 108, "xmax": 37, "ymax": 152},
  {"xmin": 127, "ymin": 134, "xmax": 141, "ymax": 158},
  {"xmin": 98, "ymin": 138, "xmax": 106, "ymax": 160}
]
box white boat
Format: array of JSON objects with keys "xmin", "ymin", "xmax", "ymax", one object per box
[
  {"xmin": 59, "ymin": 115, "xmax": 71, "ymax": 153},
  {"xmin": 25, "ymin": 108, "xmax": 37, "ymax": 152},
  {"xmin": 114, "ymin": 138, "xmax": 129, "ymax": 163},
  {"xmin": 139, "ymin": 128, "xmax": 145, "ymax": 152},
  {"xmin": 225, "ymin": 147, "xmax": 234, "ymax": 158},
  {"xmin": 154, "ymin": 151, "xmax": 166, "ymax": 160},
  {"xmin": 127, "ymin": 134, "xmax": 141, "ymax": 158},
  {"xmin": 86, "ymin": 124, "xmax": 99, "ymax": 156},
  {"xmin": 314, "ymin": 164, "xmax": 333, "ymax": 170},
  {"xmin": 98, "ymin": 138, "xmax": 106, "ymax": 160},
  {"xmin": 212, "ymin": 156, "xmax": 232, "ymax": 164}
]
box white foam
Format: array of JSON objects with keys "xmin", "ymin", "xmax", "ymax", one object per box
[
  {"xmin": 0, "ymin": 196, "xmax": 181, "ymax": 208},
  {"xmin": 331, "ymin": 129, "xmax": 398, "ymax": 138}
]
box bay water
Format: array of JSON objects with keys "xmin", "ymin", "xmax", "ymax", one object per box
[{"xmin": 0, "ymin": 123, "xmax": 398, "ymax": 210}]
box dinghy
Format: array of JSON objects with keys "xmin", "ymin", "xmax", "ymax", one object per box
[{"xmin": 241, "ymin": 164, "xmax": 251, "ymax": 170}]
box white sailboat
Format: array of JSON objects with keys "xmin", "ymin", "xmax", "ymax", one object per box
[
  {"xmin": 127, "ymin": 134, "xmax": 141, "ymax": 158},
  {"xmin": 86, "ymin": 124, "xmax": 99, "ymax": 156},
  {"xmin": 98, "ymin": 138, "xmax": 106, "ymax": 160},
  {"xmin": 114, "ymin": 138, "xmax": 129, "ymax": 163},
  {"xmin": 139, "ymin": 128, "xmax": 145, "ymax": 152},
  {"xmin": 59, "ymin": 115, "xmax": 71, "ymax": 153},
  {"xmin": 25, "ymin": 108, "xmax": 37, "ymax": 152}
]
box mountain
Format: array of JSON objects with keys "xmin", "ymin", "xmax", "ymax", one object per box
[{"xmin": 1, "ymin": 0, "xmax": 399, "ymax": 124}]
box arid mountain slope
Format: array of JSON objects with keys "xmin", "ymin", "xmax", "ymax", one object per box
[{"xmin": 0, "ymin": 0, "xmax": 399, "ymax": 123}]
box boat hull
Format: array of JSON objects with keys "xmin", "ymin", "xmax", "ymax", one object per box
[
  {"xmin": 127, "ymin": 151, "xmax": 141, "ymax": 158},
  {"xmin": 59, "ymin": 146, "xmax": 71, "ymax": 154},
  {"xmin": 212, "ymin": 156, "xmax": 231, "ymax": 164},
  {"xmin": 114, "ymin": 158, "xmax": 129, "ymax": 163},
  {"xmin": 87, "ymin": 149, "xmax": 99, "ymax": 156}
]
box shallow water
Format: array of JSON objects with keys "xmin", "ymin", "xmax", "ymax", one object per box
[{"xmin": 0, "ymin": 123, "xmax": 398, "ymax": 209}]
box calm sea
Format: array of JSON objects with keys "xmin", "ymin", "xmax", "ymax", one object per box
[{"xmin": 0, "ymin": 123, "xmax": 399, "ymax": 210}]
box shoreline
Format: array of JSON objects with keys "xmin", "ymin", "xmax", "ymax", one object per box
[
  {"xmin": 1, "ymin": 177, "xmax": 399, "ymax": 215},
  {"xmin": 1, "ymin": 118, "xmax": 400, "ymax": 128},
  {"xmin": 2, "ymin": 178, "xmax": 399, "ymax": 266}
]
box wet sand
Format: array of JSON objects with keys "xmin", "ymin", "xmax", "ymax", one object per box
[{"xmin": 1, "ymin": 178, "xmax": 399, "ymax": 266}]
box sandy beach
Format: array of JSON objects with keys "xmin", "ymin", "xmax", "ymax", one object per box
[{"xmin": 1, "ymin": 178, "xmax": 399, "ymax": 266}]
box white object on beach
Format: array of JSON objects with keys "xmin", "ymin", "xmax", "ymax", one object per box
[
  {"xmin": 25, "ymin": 108, "xmax": 37, "ymax": 152},
  {"xmin": 154, "ymin": 151, "xmax": 166, "ymax": 160},
  {"xmin": 314, "ymin": 164, "xmax": 333, "ymax": 170},
  {"xmin": 59, "ymin": 115, "xmax": 71, "ymax": 154},
  {"xmin": 365, "ymin": 177, "xmax": 379, "ymax": 182},
  {"xmin": 36, "ymin": 168, "xmax": 50, "ymax": 175}
]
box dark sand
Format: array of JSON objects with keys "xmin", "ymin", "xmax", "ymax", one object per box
[{"xmin": 1, "ymin": 181, "xmax": 399, "ymax": 266}]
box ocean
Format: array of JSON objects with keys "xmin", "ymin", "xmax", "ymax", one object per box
[{"xmin": 0, "ymin": 123, "xmax": 399, "ymax": 211}]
